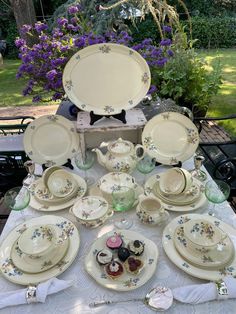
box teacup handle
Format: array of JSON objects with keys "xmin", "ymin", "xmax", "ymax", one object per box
[
  {"xmin": 135, "ymin": 144, "xmax": 145, "ymax": 161},
  {"xmin": 107, "ymin": 209, "xmax": 114, "ymax": 218},
  {"xmin": 69, "ymin": 207, "xmax": 74, "ymax": 215}
]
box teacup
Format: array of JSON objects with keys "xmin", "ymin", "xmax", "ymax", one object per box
[
  {"xmin": 47, "ymin": 169, "xmax": 76, "ymax": 198},
  {"xmin": 70, "ymin": 196, "xmax": 113, "ymax": 228},
  {"xmin": 159, "ymin": 168, "xmax": 185, "ymax": 195},
  {"xmin": 179, "ymin": 168, "xmax": 193, "ymax": 193},
  {"xmin": 136, "ymin": 195, "xmax": 169, "ymax": 225},
  {"xmin": 42, "ymin": 166, "xmax": 61, "ymax": 189},
  {"xmin": 183, "ymin": 219, "xmax": 227, "ymax": 252}
]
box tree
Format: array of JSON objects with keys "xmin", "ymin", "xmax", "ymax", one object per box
[{"xmin": 9, "ymin": 0, "xmax": 37, "ymax": 45}]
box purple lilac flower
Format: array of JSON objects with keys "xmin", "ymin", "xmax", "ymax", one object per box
[
  {"xmin": 20, "ymin": 24, "xmax": 32, "ymax": 34},
  {"xmin": 74, "ymin": 37, "xmax": 86, "ymax": 48},
  {"xmin": 167, "ymin": 49, "xmax": 174, "ymax": 57},
  {"xmin": 46, "ymin": 69, "xmax": 57, "ymax": 80},
  {"xmin": 142, "ymin": 38, "xmax": 153, "ymax": 45},
  {"xmin": 35, "ymin": 22, "xmax": 48, "ymax": 33},
  {"xmin": 68, "ymin": 6, "xmax": 79, "ymax": 14},
  {"xmin": 15, "ymin": 38, "xmax": 26, "ymax": 48},
  {"xmin": 57, "ymin": 17, "xmax": 68, "ymax": 27},
  {"xmin": 70, "ymin": 17, "xmax": 78, "ymax": 24},
  {"xmin": 148, "ymin": 85, "xmax": 157, "ymax": 94},
  {"xmin": 151, "ymin": 48, "xmax": 163, "ymax": 57},
  {"xmin": 52, "ymin": 92, "xmax": 63, "ymax": 100},
  {"xmin": 160, "ymin": 39, "xmax": 172, "ymax": 46},
  {"xmin": 32, "ymin": 95, "xmax": 42, "ymax": 102},
  {"xmin": 156, "ymin": 57, "xmax": 168, "ymax": 67},
  {"xmin": 162, "ymin": 25, "xmax": 172, "ymax": 33},
  {"xmin": 132, "ymin": 43, "xmax": 143, "ymax": 51}
]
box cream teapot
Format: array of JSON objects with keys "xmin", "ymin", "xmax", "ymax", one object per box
[{"xmin": 92, "ymin": 138, "xmax": 144, "ymax": 173}]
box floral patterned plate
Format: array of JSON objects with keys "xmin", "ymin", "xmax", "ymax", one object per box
[
  {"xmin": 30, "ymin": 173, "xmax": 87, "ymax": 211},
  {"xmin": 0, "ymin": 215, "xmax": 80, "ymax": 285},
  {"xmin": 162, "ymin": 214, "xmax": 236, "ymax": 280},
  {"xmin": 63, "ymin": 43, "xmax": 151, "ymax": 115},
  {"xmin": 85, "ymin": 230, "xmax": 158, "ymax": 291},
  {"xmin": 142, "ymin": 112, "xmax": 199, "ymax": 165},
  {"xmin": 145, "ymin": 173, "xmax": 207, "ymax": 212},
  {"xmin": 23, "ymin": 115, "xmax": 78, "ymax": 166}
]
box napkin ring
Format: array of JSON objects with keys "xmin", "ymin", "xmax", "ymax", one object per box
[
  {"xmin": 215, "ymin": 279, "xmax": 228, "ymax": 300},
  {"xmin": 26, "ymin": 285, "xmax": 37, "ymax": 304}
]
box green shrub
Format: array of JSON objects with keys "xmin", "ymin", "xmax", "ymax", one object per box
[{"xmin": 182, "ymin": 16, "xmax": 236, "ymax": 48}]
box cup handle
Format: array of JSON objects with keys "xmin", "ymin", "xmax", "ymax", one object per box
[
  {"xmin": 107, "ymin": 209, "xmax": 114, "ymax": 218},
  {"xmin": 135, "ymin": 144, "xmax": 145, "ymax": 160},
  {"xmin": 69, "ymin": 207, "xmax": 73, "ymax": 215}
]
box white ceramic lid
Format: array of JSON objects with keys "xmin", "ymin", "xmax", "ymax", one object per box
[
  {"xmin": 72, "ymin": 196, "xmax": 109, "ymax": 221},
  {"xmin": 98, "ymin": 172, "xmax": 136, "ymax": 194},
  {"xmin": 108, "ymin": 138, "xmax": 132, "ymax": 154}
]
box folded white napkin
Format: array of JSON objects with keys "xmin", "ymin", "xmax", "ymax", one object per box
[
  {"xmin": 0, "ymin": 278, "xmax": 74, "ymax": 309},
  {"xmin": 173, "ymin": 276, "xmax": 236, "ymax": 304}
]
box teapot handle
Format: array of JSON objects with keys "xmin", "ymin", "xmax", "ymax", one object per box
[{"xmin": 135, "ymin": 144, "xmax": 145, "ymax": 160}]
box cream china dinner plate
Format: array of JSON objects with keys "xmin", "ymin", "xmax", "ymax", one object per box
[
  {"xmin": 30, "ymin": 174, "xmax": 87, "ymax": 212},
  {"xmin": 85, "ymin": 229, "xmax": 159, "ymax": 291},
  {"xmin": 145, "ymin": 173, "xmax": 207, "ymax": 212},
  {"xmin": 162, "ymin": 214, "xmax": 236, "ymax": 281},
  {"xmin": 142, "ymin": 112, "xmax": 199, "ymax": 165},
  {"xmin": 0, "ymin": 215, "xmax": 80, "ymax": 285},
  {"xmin": 23, "ymin": 115, "xmax": 78, "ymax": 166},
  {"xmin": 174, "ymin": 225, "xmax": 234, "ymax": 269},
  {"xmin": 62, "ymin": 43, "xmax": 151, "ymax": 115}
]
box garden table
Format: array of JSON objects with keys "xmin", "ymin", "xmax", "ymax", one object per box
[{"xmin": 0, "ymin": 158, "xmax": 236, "ymax": 314}]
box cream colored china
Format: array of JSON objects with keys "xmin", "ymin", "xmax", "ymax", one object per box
[
  {"xmin": 47, "ymin": 169, "xmax": 76, "ymax": 198},
  {"xmin": 159, "ymin": 168, "xmax": 185, "ymax": 195},
  {"xmin": 23, "ymin": 115, "xmax": 78, "ymax": 166},
  {"xmin": 97, "ymin": 172, "xmax": 137, "ymax": 203},
  {"xmin": 34, "ymin": 179, "xmax": 78, "ymax": 206},
  {"xmin": 93, "ymin": 138, "xmax": 144, "ymax": 173},
  {"xmin": 30, "ymin": 174, "xmax": 87, "ymax": 212},
  {"xmin": 63, "ymin": 43, "xmax": 151, "ymax": 115},
  {"xmin": 11, "ymin": 227, "xmax": 69, "ymax": 274},
  {"xmin": 70, "ymin": 196, "xmax": 113, "ymax": 228},
  {"xmin": 0, "ymin": 215, "xmax": 80, "ymax": 285},
  {"xmin": 184, "ymin": 219, "xmax": 227, "ymax": 249},
  {"xmin": 43, "ymin": 166, "xmax": 61, "ymax": 189},
  {"xmin": 85, "ymin": 229, "xmax": 159, "ymax": 291},
  {"xmin": 174, "ymin": 225, "xmax": 234, "ymax": 269},
  {"xmin": 136, "ymin": 195, "xmax": 169, "ymax": 225},
  {"xmin": 88, "ymin": 183, "xmax": 143, "ymax": 207},
  {"xmin": 153, "ymin": 181, "xmax": 201, "ymax": 206},
  {"xmin": 142, "ymin": 112, "xmax": 199, "ymax": 165},
  {"xmin": 18, "ymin": 224, "xmax": 55, "ymax": 256},
  {"xmin": 162, "ymin": 213, "xmax": 236, "ymax": 280},
  {"xmin": 145, "ymin": 173, "xmax": 206, "ymax": 211},
  {"xmin": 179, "ymin": 168, "xmax": 193, "ymax": 193}
]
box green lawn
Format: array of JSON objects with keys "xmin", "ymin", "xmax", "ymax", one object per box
[
  {"xmin": 198, "ymin": 49, "xmax": 236, "ymax": 137},
  {"xmin": 0, "ymin": 59, "xmax": 54, "ymax": 107},
  {"xmin": 0, "ymin": 50, "xmax": 235, "ymax": 136}
]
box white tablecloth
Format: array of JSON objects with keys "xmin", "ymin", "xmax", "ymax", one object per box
[{"xmin": 1, "ymin": 159, "xmax": 236, "ymax": 314}]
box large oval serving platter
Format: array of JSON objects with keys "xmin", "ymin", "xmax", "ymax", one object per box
[{"xmin": 63, "ymin": 43, "xmax": 151, "ymax": 115}]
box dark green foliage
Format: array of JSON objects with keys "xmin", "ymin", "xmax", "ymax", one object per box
[{"xmin": 182, "ymin": 17, "xmax": 236, "ymax": 48}]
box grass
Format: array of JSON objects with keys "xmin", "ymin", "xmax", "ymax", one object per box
[
  {"xmin": 198, "ymin": 49, "xmax": 236, "ymax": 137},
  {"xmin": 0, "ymin": 59, "xmax": 54, "ymax": 107},
  {"xmin": 0, "ymin": 49, "xmax": 235, "ymax": 136}
]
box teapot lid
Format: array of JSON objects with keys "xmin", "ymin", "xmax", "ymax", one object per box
[{"xmin": 108, "ymin": 138, "xmax": 133, "ymax": 154}]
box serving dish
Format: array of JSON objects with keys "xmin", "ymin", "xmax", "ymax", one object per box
[
  {"xmin": 63, "ymin": 43, "xmax": 151, "ymax": 115},
  {"xmin": 85, "ymin": 229, "xmax": 159, "ymax": 291}
]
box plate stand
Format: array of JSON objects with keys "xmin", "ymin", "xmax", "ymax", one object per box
[
  {"xmin": 42, "ymin": 159, "xmax": 74, "ymax": 171},
  {"xmin": 90, "ymin": 110, "xmax": 127, "ymax": 125},
  {"xmin": 155, "ymin": 161, "xmax": 182, "ymax": 168}
]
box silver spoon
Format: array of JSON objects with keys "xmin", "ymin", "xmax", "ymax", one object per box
[{"xmin": 89, "ymin": 286, "xmax": 173, "ymax": 311}]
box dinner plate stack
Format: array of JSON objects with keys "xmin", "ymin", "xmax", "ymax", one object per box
[
  {"xmin": 162, "ymin": 213, "xmax": 236, "ymax": 281},
  {"xmin": 145, "ymin": 171, "xmax": 207, "ymax": 212},
  {"xmin": 0, "ymin": 215, "xmax": 80, "ymax": 285},
  {"xmin": 30, "ymin": 167, "xmax": 87, "ymax": 212}
]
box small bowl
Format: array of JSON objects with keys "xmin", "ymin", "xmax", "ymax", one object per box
[
  {"xmin": 70, "ymin": 196, "xmax": 113, "ymax": 228},
  {"xmin": 18, "ymin": 224, "xmax": 66, "ymax": 257},
  {"xmin": 183, "ymin": 219, "xmax": 227, "ymax": 251},
  {"xmin": 47, "ymin": 169, "xmax": 76, "ymax": 198},
  {"xmin": 159, "ymin": 168, "xmax": 185, "ymax": 195},
  {"xmin": 136, "ymin": 195, "xmax": 169, "ymax": 225}
]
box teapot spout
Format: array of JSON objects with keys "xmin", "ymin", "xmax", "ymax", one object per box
[{"xmin": 92, "ymin": 148, "xmax": 106, "ymax": 167}]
